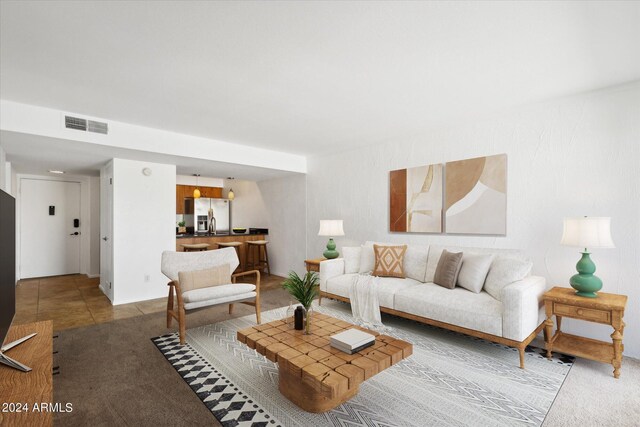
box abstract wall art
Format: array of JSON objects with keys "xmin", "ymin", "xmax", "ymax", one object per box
[
  {"xmin": 390, "ymin": 163, "xmax": 443, "ymax": 233},
  {"xmin": 444, "ymin": 153, "xmax": 507, "ymax": 235}
]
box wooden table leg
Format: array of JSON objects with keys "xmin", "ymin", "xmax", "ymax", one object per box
[
  {"xmin": 544, "ymin": 300, "xmax": 554, "ymax": 358},
  {"xmin": 612, "ymin": 312, "xmax": 624, "ymax": 379}
]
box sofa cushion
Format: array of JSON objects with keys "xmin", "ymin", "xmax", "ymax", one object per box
[
  {"xmin": 358, "ymin": 245, "xmax": 375, "ymax": 274},
  {"xmin": 360, "ymin": 241, "xmax": 430, "ymax": 282},
  {"xmin": 182, "ymin": 283, "xmax": 255, "ymax": 304},
  {"xmin": 325, "ymin": 273, "xmax": 422, "ymax": 309},
  {"xmin": 457, "ymin": 253, "xmax": 494, "ymax": 293},
  {"xmin": 342, "ymin": 246, "xmax": 362, "ymax": 274},
  {"xmin": 403, "ymin": 244, "xmax": 430, "ymax": 282},
  {"xmin": 484, "ymin": 258, "xmax": 533, "ymax": 301},
  {"xmin": 373, "ymin": 244, "xmax": 407, "ymax": 278},
  {"xmin": 394, "ymin": 283, "xmax": 503, "ymax": 337},
  {"xmin": 433, "ymin": 250, "xmax": 463, "ymax": 289}
]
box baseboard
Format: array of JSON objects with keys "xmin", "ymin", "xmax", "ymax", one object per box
[{"xmin": 87, "ymin": 273, "xmax": 100, "ymax": 279}]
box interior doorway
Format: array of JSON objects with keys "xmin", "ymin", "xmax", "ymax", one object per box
[{"xmin": 19, "ymin": 178, "xmax": 82, "ymax": 278}]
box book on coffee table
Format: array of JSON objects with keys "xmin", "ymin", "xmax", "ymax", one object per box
[
  {"xmin": 330, "ymin": 328, "xmax": 375, "ymax": 354},
  {"xmin": 331, "ymin": 340, "xmax": 375, "ymax": 354}
]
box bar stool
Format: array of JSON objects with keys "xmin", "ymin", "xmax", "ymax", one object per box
[
  {"xmin": 216, "ymin": 241, "xmax": 243, "ymax": 272},
  {"xmin": 181, "ymin": 243, "xmax": 210, "ymax": 252},
  {"xmin": 246, "ymin": 240, "xmax": 270, "ymax": 276}
]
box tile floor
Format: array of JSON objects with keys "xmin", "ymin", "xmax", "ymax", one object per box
[{"xmin": 14, "ymin": 273, "xmax": 285, "ymax": 332}]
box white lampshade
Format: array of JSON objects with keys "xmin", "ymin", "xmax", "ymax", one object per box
[
  {"xmin": 560, "ymin": 217, "xmax": 615, "ymax": 249},
  {"xmin": 318, "ymin": 220, "xmax": 344, "ymax": 237}
]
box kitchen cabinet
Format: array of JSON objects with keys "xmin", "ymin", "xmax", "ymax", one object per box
[{"xmin": 176, "ymin": 185, "xmax": 224, "ymax": 214}]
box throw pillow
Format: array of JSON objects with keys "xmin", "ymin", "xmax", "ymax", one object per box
[
  {"xmin": 372, "ymin": 244, "xmax": 407, "ymax": 278},
  {"xmin": 403, "ymin": 245, "xmax": 430, "ymax": 282},
  {"xmin": 342, "ymin": 246, "xmax": 362, "ymax": 274},
  {"xmin": 358, "ymin": 243, "xmax": 375, "ymax": 274},
  {"xmin": 457, "ymin": 254, "xmax": 494, "ymax": 293},
  {"xmin": 483, "ymin": 257, "xmax": 533, "ymax": 301},
  {"xmin": 178, "ymin": 264, "xmax": 231, "ymax": 293},
  {"xmin": 433, "ymin": 250, "xmax": 463, "ymax": 289}
]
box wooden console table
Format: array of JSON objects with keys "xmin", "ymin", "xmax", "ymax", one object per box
[
  {"xmin": 543, "ymin": 287, "xmax": 627, "ymax": 378},
  {"xmin": 0, "ymin": 321, "xmax": 53, "ymax": 426}
]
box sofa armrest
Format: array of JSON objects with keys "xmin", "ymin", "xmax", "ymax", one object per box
[
  {"xmin": 319, "ymin": 258, "xmax": 345, "ymax": 291},
  {"xmin": 502, "ymin": 276, "xmax": 547, "ymax": 342}
]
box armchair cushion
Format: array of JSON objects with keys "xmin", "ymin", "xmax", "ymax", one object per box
[
  {"xmin": 183, "ymin": 283, "xmax": 256, "ymax": 304},
  {"xmin": 184, "ymin": 291, "xmax": 257, "ymax": 310},
  {"xmin": 178, "ymin": 264, "xmax": 231, "ymax": 293},
  {"xmin": 161, "ymin": 247, "xmax": 239, "ymax": 282}
]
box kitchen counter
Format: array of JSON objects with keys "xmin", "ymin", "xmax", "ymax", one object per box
[
  {"xmin": 175, "ymin": 234, "xmax": 268, "ymax": 269},
  {"xmin": 177, "ymin": 232, "xmax": 235, "ymax": 238}
]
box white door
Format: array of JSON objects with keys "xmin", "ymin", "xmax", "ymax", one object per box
[
  {"xmin": 100, "ymin": 163, "xmax": 114, "ymax": 301},
  {"xmin": 20, "ymin": 179, "xmax": 81, "ymax": 278}
]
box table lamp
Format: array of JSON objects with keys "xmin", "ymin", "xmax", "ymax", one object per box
[
  {"xmin": 560, "ymin": 216, "xmax": 615, "ymax": 298},
  {"xmin": 318, "ymin": 220, "xmax": 344, "ymax": 259}
]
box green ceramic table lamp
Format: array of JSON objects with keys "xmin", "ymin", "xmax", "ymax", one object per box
[
  {"xmin": 318, "ymin": 220, "xmax": 344, "ymax": 259},
  {"xmin": 560, "ymin": 216, "xmax": 615, "ymax": 298}
]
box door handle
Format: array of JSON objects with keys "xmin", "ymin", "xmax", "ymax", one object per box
[
  {"xmin": 102, "ymin": 236, "xmax": 109, "ymax": 241},
  {"xmin": 70, "ymin": 232, "xmax": 80, "ymax": 236}
]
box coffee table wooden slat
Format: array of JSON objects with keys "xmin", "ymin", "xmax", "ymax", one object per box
[{"xmin": 237, "ymin": 315, "xmax": 412, "ymax": 413}]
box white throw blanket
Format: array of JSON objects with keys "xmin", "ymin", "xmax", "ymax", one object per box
[{"xmin": 348, "ymin": 274, "xmax": 386, "ymax": 330}]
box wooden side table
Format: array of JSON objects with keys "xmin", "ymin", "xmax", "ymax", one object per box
[
  {"xmin": 543, "ymin": 286, "xmax": 627, "ymax": 378},
  {"xmin": 305, "ymin": 258, "xmax": 326, "ymax": 273}
]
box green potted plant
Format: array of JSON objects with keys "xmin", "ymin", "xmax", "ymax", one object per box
[
  {"xmin": 177, "ymin": 221, "xmax": 186, "ymax": 234},
  {"xmin": 282, "ymin": 271, "xmax": 319, "ymax": 334}
]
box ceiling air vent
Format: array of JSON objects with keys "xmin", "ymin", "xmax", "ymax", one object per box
[
  {"xmin": 65, "ymin": 115, "xmax": 87, "ymax": 131},
  {"xmin": 88, "ymin": 120, "xmax": 108, "ymax": 134},
  {"xmin": 64, "ymin": 115, "xmax": 109, "ymax": 134}
]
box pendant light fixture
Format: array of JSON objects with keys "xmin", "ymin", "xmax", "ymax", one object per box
[
  {"xmin": 193, "ymin": 174, "xmax": 201, "ymax": 199},
  {"xmin": 226, "ymin": 176, "xmax": 235, "ymax": 200}
]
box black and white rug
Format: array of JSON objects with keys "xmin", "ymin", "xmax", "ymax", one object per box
[{"xmin": 152, "ymin": 301, "xmax": 573, "ymax": 427}]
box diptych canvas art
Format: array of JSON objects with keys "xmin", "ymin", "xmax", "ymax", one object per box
[
  {"xmin": 445, "ymin": 154, "xmax": 507, "ymax": 235},
  {"xmin": 390, "ymin": 163, "xmax": 443, "ymax": 233},
  {"xmin": 389, "ymin": 154, "xmax": 507, "ymax": 235}
]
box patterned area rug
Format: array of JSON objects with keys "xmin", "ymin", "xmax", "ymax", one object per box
[{"xmin": 152, "ymin": 301, "xmax": 573, "ymax": 427}]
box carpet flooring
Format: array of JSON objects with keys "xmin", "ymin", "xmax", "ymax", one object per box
[
  {"xmin": 155, "ymin": 302, "xmax": 573, "ymax": 426},
  {"xmin": 52, "ymin": 288, "xmax": 640, "ymax": 426}
]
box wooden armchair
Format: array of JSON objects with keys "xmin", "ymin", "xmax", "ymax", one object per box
[{"xmin": 161, "ymin": 247, "xmax": 261, "ymax": 345}]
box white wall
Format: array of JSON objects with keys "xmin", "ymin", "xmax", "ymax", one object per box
[
  {"xmin": 306, "ymin": 82, "xmax": 640, "ymax": 357},
  {"xmin": 112, "ymin": 158, "xmax": 176, "ymax": 305},
  {"xmin": 258, "ymin": 174, "xmax": 307, "ymax": 277},
  {"xmin": 89, "ymin": 176, "xmax": 100, "ymax": 277},
  {"xmin": 0, "ymin": 145, "xmax": 12, "ymax": 195},
  {"xmin": 0, "ymin": 145, "xmax": 6, "ymax": 192},
  {"xmin": 1, "ymin": 100, "xmax": 306, "ymax": 174},
  {"xmin": 225, "ymin": 179, "xmax": 268, "ymax": 229}
]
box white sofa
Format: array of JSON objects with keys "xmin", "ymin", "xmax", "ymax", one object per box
[{"xmin": 319, "ymin": 242, "xmax": 547, "ymax": 368}]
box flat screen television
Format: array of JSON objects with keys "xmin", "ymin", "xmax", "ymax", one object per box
[
  {"xmin": 0, "ymin": 188, "xmax": 16, "ymax": 347},
  {"xmin": 0, "ymin": 189, "xmax": 35, "ymax": 371}
]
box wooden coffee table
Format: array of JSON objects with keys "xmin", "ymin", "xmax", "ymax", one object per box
[{"xmin": 237, "ymin": 313, "xmax": 412, "ymax": 413}]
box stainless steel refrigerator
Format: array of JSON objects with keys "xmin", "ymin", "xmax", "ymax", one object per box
[{"xmin": 193, "ymin": 198, "xmax": 230, "ymax": 234}]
